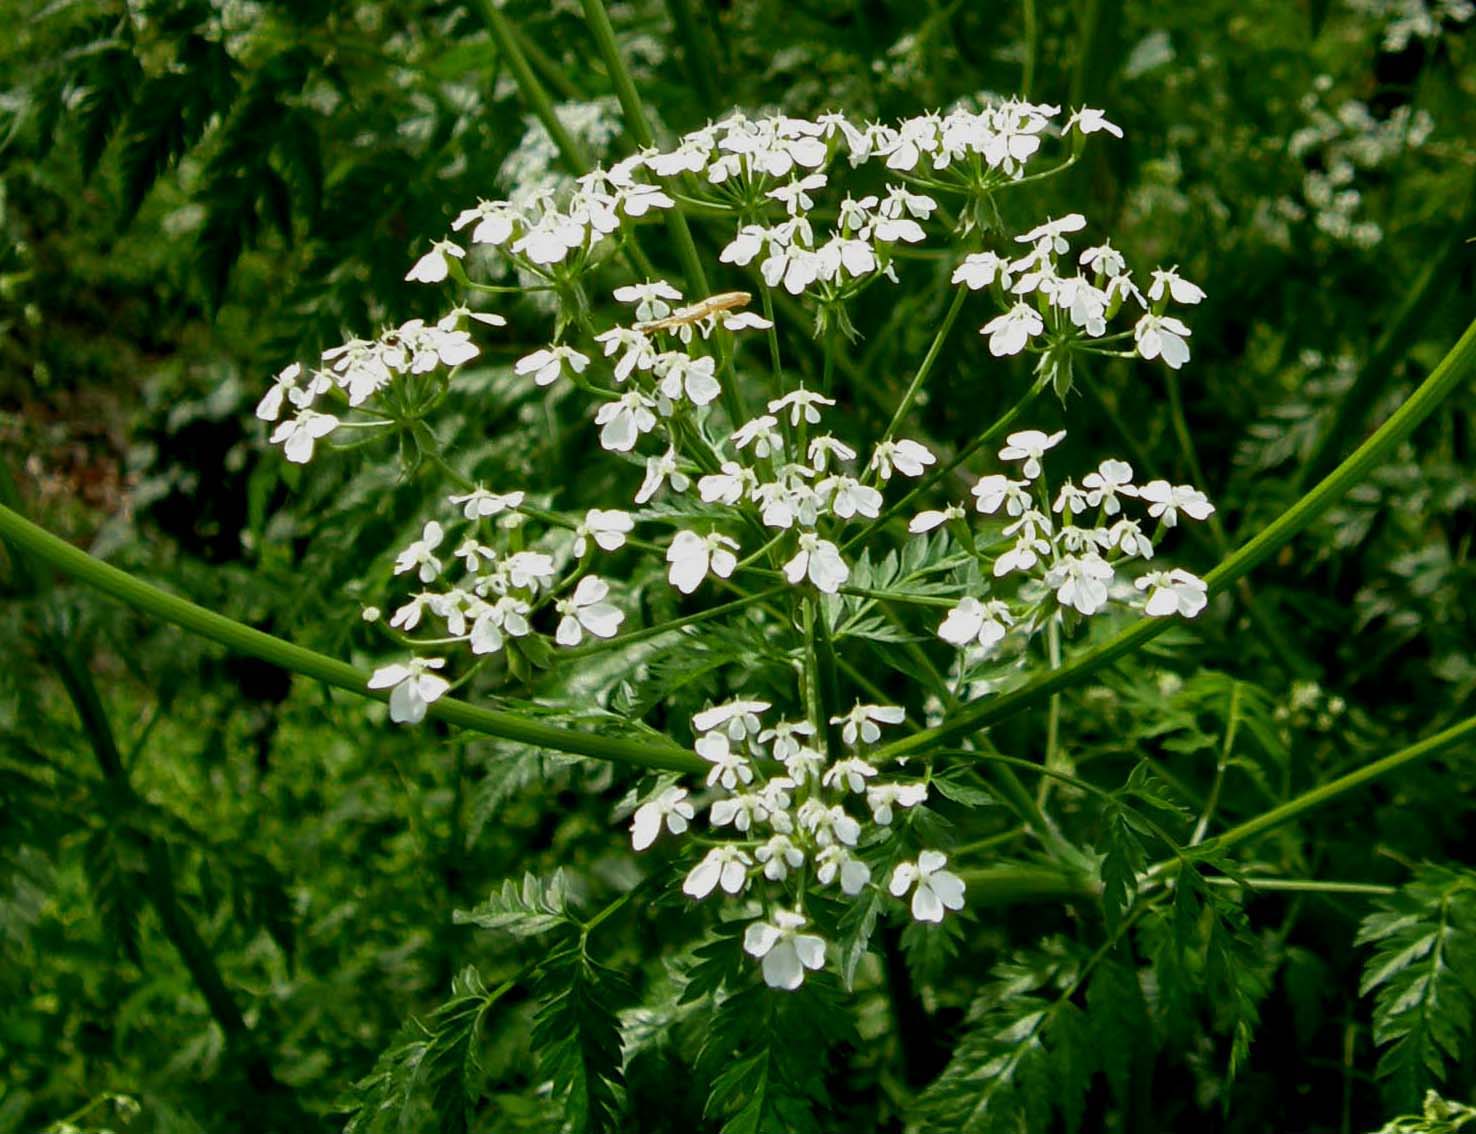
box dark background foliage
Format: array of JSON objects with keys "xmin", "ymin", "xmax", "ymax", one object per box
[{"xmin": 1, "ymin": 1, "xmax": 1474, "ymax": 1132}]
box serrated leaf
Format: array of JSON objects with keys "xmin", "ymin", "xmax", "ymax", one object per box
[{"xmin": 453, "ymin": 871, "xmax": 578, "ymax": 938}]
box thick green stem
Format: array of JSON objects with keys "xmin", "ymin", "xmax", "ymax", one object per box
[
  {"xmin": 580, "ymin": 0, "xmax": 710, "ymax": 299},
  {"xmin": 662, "ymin": 0, "xmax": 721, "ymax": 113},
  {"xmin": 0, "ymin": 503, "xmax": 706, "ymax": 775},
  {"xmin": 871, "ymin": 316, "xmax": 1476, "ymax": 765},
  {"xmin": 470, "ymin": 0, "xmax": 591, "ymax": 175}
]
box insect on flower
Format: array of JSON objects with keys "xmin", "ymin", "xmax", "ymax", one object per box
[{"xmin": 633, "ymin": 290, "xmax": 753, "ymax": 332}]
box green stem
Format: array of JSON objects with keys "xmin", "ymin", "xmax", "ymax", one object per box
[
  {"xmin": 662, "ymin": 0, "xmax": 721, "ymax": 113},
  {"xmin": 843, "ymin": 368, "xmax": 1049, "ymax": 554},
  {"xmin": 30, "ymin": 603, "xmax": 310, "ymax": 1125},
  {"xmin": 580, "ymin": 0, "xmax": 711, "ymax": 300},
  {"xmin": 879, "ymin": 285, "xmax": 968, "ymax": 445},
  {"xmin": 469, "ymin": 0, "xmax": 591, "ymax": 175},
  {"xmin": 870, "ymin": 316, "xmax": 1476, "ymax": 766},
  {"xmin": 1202, "ymin": 713, "xmax": 1476, "ymax": 854},
  {"xmin": 1294, "ymin": 174, "xmax": 1476, "ymax": 492},
  {"xmin": 0, "ymin": 503, "xmax": 706, "ymax": 775}
]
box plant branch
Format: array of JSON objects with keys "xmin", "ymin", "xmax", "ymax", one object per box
[{"xmin": 870, "ymin": 315, "xmax": 1476, "ymax": 765}]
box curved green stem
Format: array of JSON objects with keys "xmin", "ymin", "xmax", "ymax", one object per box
[
  {"xmin": 0, "ymin": 503, "xmax": 706, "ymax": 775},
  {"xmin": 871, "ymin": 315, "xmax": 1476, "ymax": 765}
]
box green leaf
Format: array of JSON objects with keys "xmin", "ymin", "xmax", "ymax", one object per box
[
  {"xmin": 532, "ymin": 942, "xmax": 628, "ymax": 1134},
  {"xmin": 1357, "ymin": 866, "xmax": 1476, "ymax": 1109},
  {"xmin": 453, "ymin": 871, "xmax": 579, "ymax": 938}
]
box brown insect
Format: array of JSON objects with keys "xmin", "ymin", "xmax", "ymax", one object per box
[{"xmin": 633, "ymin": 291, "xmax": 753, "ymax": 332}]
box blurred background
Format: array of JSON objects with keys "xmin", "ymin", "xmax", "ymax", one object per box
[{"xmin": 1, "ymin": 1, "xmax": 1473, "ymax": 1131}]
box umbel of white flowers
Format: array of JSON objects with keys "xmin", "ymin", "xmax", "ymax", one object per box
[{"xmin": 262, "ymin": 99, "xmax": 1219, "ymax": 987}]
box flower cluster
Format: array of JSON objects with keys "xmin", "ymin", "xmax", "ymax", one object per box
[
  {"xmin": 631, "ymin": 698, "xmax": 963, "ymax": 989},
  {"xmin": 918, "ymin": 429, "xmax": 1214, "ymax": 662},
  {"xmin": 261, "ymin": 100, "xmax": 1217, "ymax": 990}
]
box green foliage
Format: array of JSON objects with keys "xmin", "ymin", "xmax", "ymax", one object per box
[
  {"xmin": 1359, "ymin": 867, "xmax": 1476, "ymax": 1108},
  {"xmin": 3, "ymin": 0, "xmax": 1476, "ymax": 1132},
  {"xmin": 341, "ymin": 967, "xmax": 498, "ymax": 1134}
]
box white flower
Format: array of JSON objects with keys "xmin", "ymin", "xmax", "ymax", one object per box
[
  {"xmin": 614, "ymin": 279, "xmax": 683, "ymax": 322},
  {"xmin": 594, "ymin": 326, "xmax": 657, "ymax": 382},
  {"xmin": 870, "ymin": 438, "xmax": 936, "ymax": 480},
  {"xmin": 732, "ymin": 414, "xmax": 784, "ymax": 459},
  {"xmin": 816, "ymin": 846, "xmax": 872, "ymax": 895},
  {"xmin": 469, "ymin": 595, "xmax": 531, "ymax": 654},
  {"xmin": 1108, "ymin": 518, "xmax": 1154, "ymax": 559},
  {"xmin": 515, "ymin": 345, "xmax": 590, "ymax": 387},
  {"xmin": 755, "ymin": 835, "xmax": 805, "ymax": 881},
  {"xmin": 939, "ymin": 597, "xmax": 1015, "ymax": 650},
  {"xmin": 1136, "ymin": 568, "xmax": 1209, "ymax": 617},
  {"xmin": 866, "ymin": 782, "xmax": 928, "ymax": 825},
  {"xmin": 821, "ymin": 476, "xmax": 883, "ymax": 520},
  {"xmin": 684, "ymin": 846, "xmax": 752, "ymax": 899},
  {"xmin": 666, "ymin": 530, "xmax": 739, "ymax": 594},
  {"xmin": 554, "ymin": 576, "xmax": 624, "ymax": 645},
  {"xmin": 697, "ymin": 461, "xmax": 756, "ymax": 505},
  {"xmin": 889, "ymin": 851, "xmax": 967, "ymax": 923},
  {"xmin": 783, "ymin": 532, "xmax": 849, "ymax": 593},
  {"xmin": 831, "ymin": 702, "xmax": 905, "ymax": 746},
  {"xmin": 630, "ymin": 787, "xmax": 695, "ymax": 850},
  {"xmin": 270, "ymin": 409, "xmax": 339, "ymax": 464},
  {"xmin": 574, "ymin": 509, "xmax": 634, "ymax": 556},
  {"xmin": 368, "ymin": 657, "xmax": 450, "ymax": 725},
  {"xmin": 807, "ymin": 434, "xmax": 856, "ymax": 472},
  {"xmin": 1134, "ymin": 314, "xmax": 1193, "ymax": 369},
  {"xmin": 451, "ymin": 200, "xmax": 519, "ymax": 246},
  {"xmin": 1138, "ymin": 481, "xmax": 1216, "ymax": 526},
  {"xmin": 503, "ymin": 551, "xmax": 556, "ymax": 590},
  {"xmin": 1068, "ymin": 107, "xmax": 1123, "ymax": 138},
  {"xmin": 1045, "ymin": 553, "xmax": 1115, "ymax": 616},
  {"xmin": 758, "ymin": 719, "xmax": 817, "ymax": 761},
  {"xmin": 998, "ymin": 429, "xmax": 1066, "ymax": 480},
  {"xmin": 980, "ymin": 303, "xmax": 1044, "ymax": 356},
  {"xmin": 656, "ymin": 353, "xmax": 721, "ymax": 406},
  {"xmin": 405, "ymin": 240, "xmax": 465, "ymax": 283},
  {"xmin": 693, "ymin": 700, "xmax": 771, "ymax": 741},
  {"xmin": 768, "ymin": 388, "xmax": 836, "ymax": 426},
  {"xmin": 798, "ymin": 800, "xmax": 862, "ymax": 847},
  {"xmin": 1079, "ymin": 241, "xmax": 1126, "ymax": 278},
  {"xmin": 1081, "ymin": 459, "xmax": 1137, "ymax": 514},
  {"xmin": 1148, "ymin": 267, "xmax": 1206, "ymax": 305},
  {"xmin": 909, "ymin": 504, "xmax": 965, "ymax": 533},
  {"xmin": 449, "ymin": 487, "xmax": 525, "ymax": 519},
  {"xmin": 952, "ymin": 251, "xmax": 1011, "ymax": 290},
  {"xmin": 720, "ymin": 224, "xmax": 769, "ymax": 266},
  {"xmin": 823, "ymin": 756, "xmax": 878, "ymax": 794},
  {"xmin": 971, "ymin": 474, "xmax": 1030, "ymax": 516},
  {"xmin": 1017, "ymin": 213, "xmax": 1087, "ymax": 253},
  {"xmin": 696, "ymin": 731, "xmax": 753, "ymax": 790},
  {"xmin": 594, "ymin": 391, "xmax": 657, "ymax": 452},
  {"xmin": 743, "ymin": 909, "xmax": 826, "ymax": 990},
  {"xmin": 394, "ymin": 521, "xmax": 445, "ymax": 583},
  {"xmin": 256, "ymin": 362, "xmax": 302, "ymax": 421},
  {"xmin": 635, "ymin": 447, "xmax": 691, "ymax": 505}
]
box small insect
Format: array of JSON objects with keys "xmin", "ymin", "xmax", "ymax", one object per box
[{"xmin": 634, "ymin": 291, "xmax": 753, "ymax": 332}]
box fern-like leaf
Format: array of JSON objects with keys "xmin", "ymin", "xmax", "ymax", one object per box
[
  {"xmin": 1358, "ymin": 865, "xmax": 1476, "ymax": 1109},
  {"xmin": 453, "ymin": 870, "xmax": 578, "ymax": 938},
  {"xmin": 532, "ymin": 942, "xmax": 628, "ymax": 1134}
]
